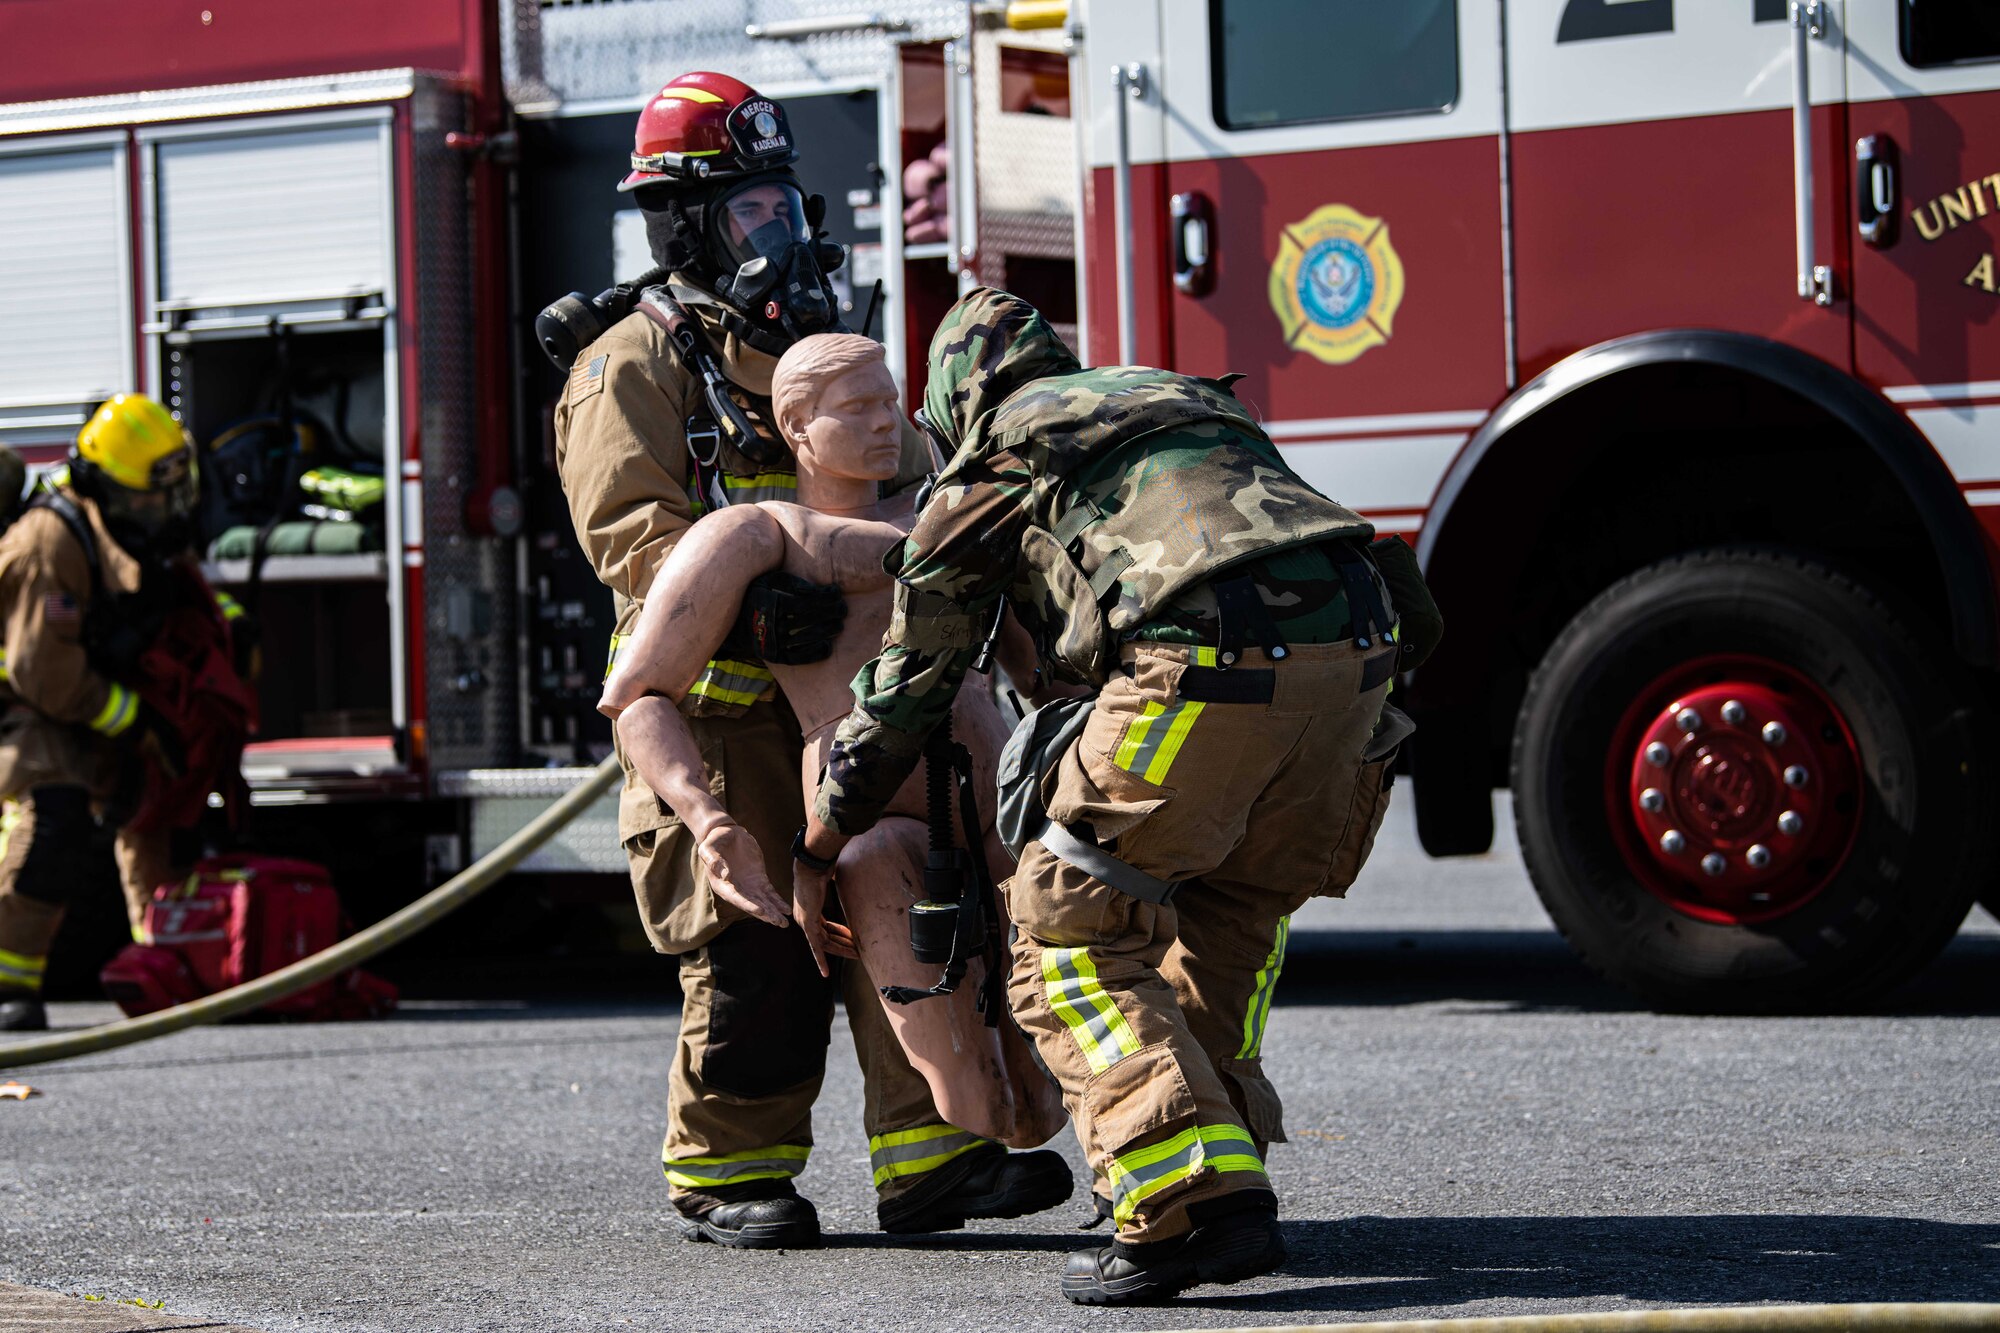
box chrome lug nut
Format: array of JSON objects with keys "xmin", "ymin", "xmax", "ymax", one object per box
[
  {"xmin": 1701, "ymin": 852, "xmax": 1727, "ymax": 876},
  {"xmin": 1720, "ymin": 699, "xmax": 1747, "ymax": 726},
  {"xmin": 1675, "ymin": 708, "xmax": 1703, "ymax": 733},
  {"xmin": 1745, "ymin": 843, "xmax": 1772, "ymax": 869},
  {"xmin": 1639, "ymin": 787, "xmax": 1665, "ymax": 812},
  {"xmin": 1762, "ymin": 720, "xmax": 1788, "ymax": 745},
  {"xmin": 1777, "ymin": 810, "xmax": 1803, "ymax": 836},
  {"xmin": 1660, "ymin": 829, "xmax": 1686, "ymax": 855},
  {"xmin": 1646, "ymin": 742, "xmax": 1672, "ymax": 767},
  {"xmin": 1784, "ymin": 765, "xmax": 1809, "ymax": 788}
]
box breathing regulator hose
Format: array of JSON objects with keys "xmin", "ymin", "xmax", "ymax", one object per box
[{"xmin": 0, "ymin": 755, "xmax": 621, "ymax": 1070}]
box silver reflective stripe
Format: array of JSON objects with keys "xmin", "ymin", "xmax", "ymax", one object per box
[
  {"xmin": 662, "ymin": 1143, "xmax": 810, "ymax": 1189},
  {"xmin": 868, "ymin": 1124, "xmax": 987, "ymax": 1187},
  {"xmin": 1107, "ymin": 1124, "xmax": 1266, "ymax": 1224},
  {"xmin": 1042, "ymin": 946, "xmax": 1142, "ymax": 1075},
  {"xmin": 1236, "ymin": 916, "xmax": 1289, "ymax": 1059}
]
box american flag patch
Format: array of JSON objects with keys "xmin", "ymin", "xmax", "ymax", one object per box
[
  {"xmin": 568, "ymin": 352, "xmax": 609, "ymax": 405},
  {"xmin": 43, "ymin": 594, "xmax": 77, "ymax": 626}
]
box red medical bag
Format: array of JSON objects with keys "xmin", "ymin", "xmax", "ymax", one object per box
[{"xmin": 100, "ymin": 855, "xmax": 396, "ymax": 1021}]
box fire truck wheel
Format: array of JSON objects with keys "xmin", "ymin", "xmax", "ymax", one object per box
[{"xmin": 1512, "ymin": 549, "xmax": 1988, "ymax": 1013}]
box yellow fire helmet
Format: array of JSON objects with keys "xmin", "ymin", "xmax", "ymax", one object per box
[
  {"xmin": 72, "ymin": 394, "xmax": 199, "ymax": 547},
  {"xmin": 75, "ymin": 394, "xmax": 192, "ymax": 492}
]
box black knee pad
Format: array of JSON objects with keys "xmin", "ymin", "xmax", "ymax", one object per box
[
  {"xmin": 14, "ymin": 785, "xmax": 95, "ymax": 908},
  {"xmin": 698, "ymin": 917, "xmax": 835, "ymax": 1098}
]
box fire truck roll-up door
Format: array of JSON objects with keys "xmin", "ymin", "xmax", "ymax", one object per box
[
  {"xmin": 0, "ymin": 138, "xmax": 135, "ymax": 450},
  {"xmin": 140, "ymin": 109, "xmax": 406, "ymax": 794},
  {"xmin": 154, "ymin": 122, "xmax": 390, "ymax": 312}
]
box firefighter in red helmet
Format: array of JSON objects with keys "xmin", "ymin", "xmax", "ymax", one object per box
[{"xmin": 551, "ymin": 72, "xmax": 1072, "ymax": 1249}]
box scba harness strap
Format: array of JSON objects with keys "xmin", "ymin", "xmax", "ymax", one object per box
[{"xmin": 881, "ymin": 713, "xmax": 1008, "ymax": 1023}]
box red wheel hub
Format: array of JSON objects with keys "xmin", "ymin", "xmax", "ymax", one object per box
[{"xmin": 1608, "ymin": 655, "xmax": 1862, "ymax": 925}]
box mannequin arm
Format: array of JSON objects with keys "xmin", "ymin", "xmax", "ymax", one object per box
[
  {"xmin": 600, "ymin": 504, "xmax": 786, "ymax": 717},
  {"xmin": 616, "ymin": 694, "xmax": 791, "ymax": 928}
]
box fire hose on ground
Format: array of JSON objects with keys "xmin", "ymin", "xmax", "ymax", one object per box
[
  {"xmin": 0, "ymin": 755, "xmax": 621, "ymax": 1070},
  {"xmin": 1187, "ymin": 1306, "xmax": 2000, "ymax": 1333}
]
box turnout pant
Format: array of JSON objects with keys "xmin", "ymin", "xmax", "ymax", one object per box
[
  {"xmin": 0, "ymin": 707, "xmax": 169, "ymax": 998},
  {"xmin": 616, "ymin": 696, "xmax": 985, "ymax": 1211},
  {"xmin": 1007, "ymin": 640, "xmax": 1396, "ymax": 1243}
]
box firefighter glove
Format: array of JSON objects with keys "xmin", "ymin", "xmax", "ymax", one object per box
[{"xmin": 721, "ymin": 572, "xmax": 846, "ymax": 665}]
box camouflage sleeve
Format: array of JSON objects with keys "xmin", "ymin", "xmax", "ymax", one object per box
[{"xmin": 814, "ymin": 447, "xmax": 1034, "ymax": 834}]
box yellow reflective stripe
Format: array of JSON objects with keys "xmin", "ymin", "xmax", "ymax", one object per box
[
  {"xmin": 662, "ymin": 1143, "xmax": 811, "ymax": 1189},
  {"xmin": 1194, "ymin": 1123, "xmax": 1268, "ymax": 1177},
  {"xmin": 657, "ymin": 87, "xmax": 726, "ymax": 105},
  {"xmin": 686, "ymin": 658, "xmax": 776, "ymax": 707},
  {"xmin": 1105, "ymin": 1124, "xmax": 1265, "ymax": 1224},
  {"xmin": 213, "ymin": 591, "xmax": 246, "ymax": 621},
  {"xmin": 0, "ymin": 946, "xmax": 48, "ymax": 990},
  {"xmin": 721, "ymin": 471, "xmax": 798, "ymax": 491},
  {"xmin": 90, "ymin": 684, "xmax": 139, "ymax": 737},
  {"xmin": 1192, "ymin": 646, "xmax": 1219, "ymax": 667},
  {"xmin": 1042, "ymin": 947, "xmax": 1141, "ymax": 1075},
  {"xmin": 869, "ymin": 1123, "xmax": 969, "ymax": 1151},
  {"xmin": 1142, "ymin": 700, "xmax": 1203, "ymax": 783},
  {"xmin": 718, "ymin": 472, "xmax": 799, "ymax": 505},
  {"xmin": 1113, "ymin": 701, "xmax": 1165, "ymax": 771},
  {"xmin": 1111, "ymin": 699, "xmax": 1205, "ymax": 784},
  {"xmin": 1236, "ymin": 916, "xmax": 1289, "ymax": 1060},
  {"xmin": 0, "ymin": 646, "xmax": 8, "ymax": 680},
  {"xmin": 868, "ymin": 1124, "xmax": 987, "ymax": 1188},
  {"xmin": 604, "ymin": 634, "xmax": 628, "ymax": 680}
]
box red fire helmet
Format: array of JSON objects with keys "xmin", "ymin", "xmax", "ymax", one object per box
[{"xmin": 619, "ymin": 71, "xmax": 800, "ymax": 193}]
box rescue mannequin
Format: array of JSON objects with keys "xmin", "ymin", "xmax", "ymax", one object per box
[{"xmin": 602, "ymin": 334, "xmax": 1067, "ymax": 1148}]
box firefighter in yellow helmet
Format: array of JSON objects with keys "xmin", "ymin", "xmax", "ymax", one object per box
[{"xmin": 0, "ymin": 394, "xmax": 203, "ymax": 1031}]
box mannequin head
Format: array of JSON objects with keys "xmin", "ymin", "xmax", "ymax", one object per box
[{"xmin": 772, "ymin": 334, "xmax": 903, "ymax": 486}]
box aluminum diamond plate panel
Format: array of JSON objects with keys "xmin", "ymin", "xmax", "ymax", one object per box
[
  {"xmin": 468, "ymin": 788, "xmax": 625, "ymax": 873},
  {"xmin": 413, "ymin": 81, "xmax": 520, "ymax": 772}
]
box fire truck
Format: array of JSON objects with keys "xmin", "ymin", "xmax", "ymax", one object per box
[{"xmin": 0, "ymin": 0, "xmax": 1994, "ymax": 1009}]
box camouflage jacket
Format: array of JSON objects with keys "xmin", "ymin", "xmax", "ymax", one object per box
[{"xmin": 815, "ymin": 287, "xmax": 1372, "ymax": 835}]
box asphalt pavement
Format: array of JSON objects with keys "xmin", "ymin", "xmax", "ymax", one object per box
[{"xmin": 3, "ymin": 794, "xmax": 1996, "ymax": 1332}]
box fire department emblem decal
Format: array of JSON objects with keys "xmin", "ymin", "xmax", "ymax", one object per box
[{"xmin": 1268, "ymin": 204, "xmax": 1404, "ymax": 365}]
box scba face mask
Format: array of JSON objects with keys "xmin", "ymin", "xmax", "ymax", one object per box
[{"xmin": 707, "ymin": 176, "xmax": 847, "ymax": 338}]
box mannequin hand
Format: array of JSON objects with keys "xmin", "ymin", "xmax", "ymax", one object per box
[{"xmin": 695, "ymin": 821, "xmax": 791, "ymax": 928}]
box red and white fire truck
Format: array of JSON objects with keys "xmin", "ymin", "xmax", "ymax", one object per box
[{"xmin": 0, "ymin": 0, "xmax": 1994, "ymax": 1008}]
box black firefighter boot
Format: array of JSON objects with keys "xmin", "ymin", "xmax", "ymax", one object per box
[
  {"xmin": 877, "ymin": 1142, "xmax": 1075, "ymax": 1234},
  {"xmin": 0, "ymin": 991, "xmax": 47, "ymax": 1032},
  {"xmin": 1060, "ymin": 1189, "xmax": 1286, "ymax": 1306},
  {"xmin": 674, "ymin": 1177, "xmax": 823, "ymax": 1250}
]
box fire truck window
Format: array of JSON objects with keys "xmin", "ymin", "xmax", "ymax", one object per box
[
  {"xmin": 1900, "ymin": 0, "xmax": 2000, "ymax": 67},
  {"xmin": 1210, "ymin": 0, "xmax": 1459, "ymax": 129}
]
